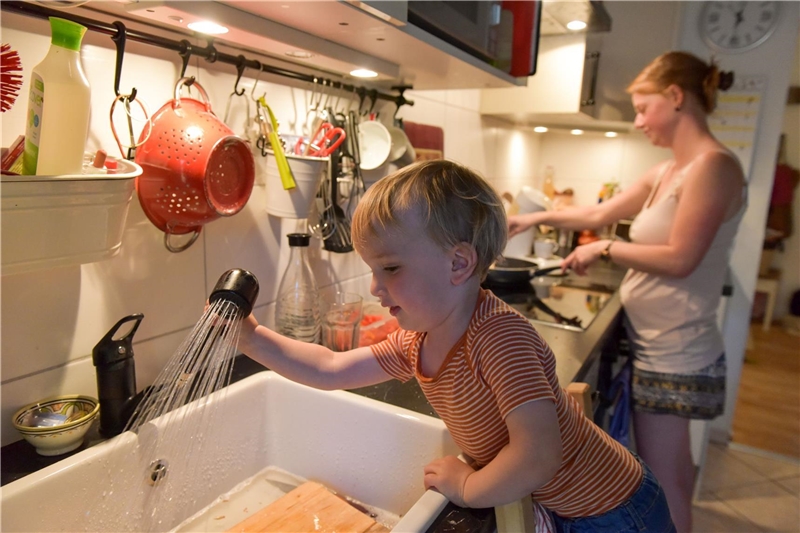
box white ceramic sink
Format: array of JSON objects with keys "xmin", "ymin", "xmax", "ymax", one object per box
[{"xmin": 1, "ymin": 372, "xmax": 458, "ymax": 532}]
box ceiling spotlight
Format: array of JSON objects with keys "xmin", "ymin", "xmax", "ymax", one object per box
[
  {"xmin": 570, "ymin": 129, "xmax": 584, "ymax": 135},
  {"xmin": 533, "ymin": 126, "xmax": 548, "ymax": 133},
  {"xmin": 604, "ymin": 131, "xmax": 618, "ymax": 138},
  {"xmin": 350, "ymin": 68, "xmax": 378, "ymax": 78},
  {"xmin": 187, "ymin": 20, "xmax": 228, "ymax": 35},
  {"xmin": 566, "ymin": 20, "xmax": 587, "ymax": 31}
]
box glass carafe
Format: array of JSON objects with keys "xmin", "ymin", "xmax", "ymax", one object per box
[{"xmin": 275, "ymin": 233, "xmax": 320, "ymax": 343}]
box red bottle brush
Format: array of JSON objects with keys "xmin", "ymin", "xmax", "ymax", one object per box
[{"xmin": 1, "ymin": 43, "xmax": 23, "ymax": 113}]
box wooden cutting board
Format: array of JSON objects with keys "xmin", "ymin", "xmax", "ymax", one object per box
[{"xmin": 226, "ymin": 481, "xmax": 389, "ymax": 533}]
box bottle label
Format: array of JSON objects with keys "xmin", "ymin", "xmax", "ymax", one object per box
[{"xmin": 23, "ymin": 75, "xmax": 45, "ymax": 175}]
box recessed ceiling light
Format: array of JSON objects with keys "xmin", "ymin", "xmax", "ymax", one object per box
[
  {"xmin": 604, "ymin": 131, "xmax": 618, "ymax": 138},
  {"xmin": 285, "ymin": 50, "xmax": 314, "ymax": 59},
  {"xmin": 533, "ymin": 126, "xmax": 548, "ymax": 133},
  {"xmin": 350, "ymin": 68, "xmax": 378, "ymax": 78},
  {"xmin": 187, "ymin": 20, "xmax": 228, "ymax": 35},
  {"xmin": 570, "ymin": 129, "xmax": 584, "ymax": 135},
  {"xmin": 567, "ymin": 20, "xmax": 587, "ymax": 31}
]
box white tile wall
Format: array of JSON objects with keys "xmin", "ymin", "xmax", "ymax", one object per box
[{"xmin": 0, "ymin": 16, "xmax": 669, "ymax": 446}]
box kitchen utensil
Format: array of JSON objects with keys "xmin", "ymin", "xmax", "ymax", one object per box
[
  {"xmin": 386, "ymin": 124, "xmax": 411, "ymax": 162},
  {"xmin": 357, "ymin": 120, "xmax": 391, "ymax": 170},
  {"xmin": 302, "ymin": 121, "xmax": 346, "ymax": 157},
  {"xmin": 486, "ymin": 256, "xmax": 566, "ymax": 285},
  {"xmin": 226, "ymin": 481, "xmax": 387, "ymax": 533},
  {"xmin": 135, "ymin": 77, "xmax": 255, "ymax": 252},
  {"xmin": 259, "ymin": 96, "xmax": 296, "ymax": 190},
  {"xmin": 323, "ymin": 112, "xmax": 354, "ymax": 253}
]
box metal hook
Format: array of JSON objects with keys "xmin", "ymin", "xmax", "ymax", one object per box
[
  {"xmin": 111, "ymin": 21, "xmax": 137, "ymax": 101},
  {"xmin": 356, "ymin": 86, "xmax": 367, "ymax": 115},
  {"xmin": 250, "ymin": 61, "xmax": 265, "ymax": 102},
  {"xmin": 367, "ymin": 89, "xmax": 378, "ymax": 116},
  {"xmin": 391, "ymin": 85, "xmax": 411, "ymax": 122},
  {"xmin": 179, "ymin": 39, "xmax": 193, "ymax": 79},
  {"xmin": 233, "ymin": 55, "xmax": 247, "ymax": 96}
]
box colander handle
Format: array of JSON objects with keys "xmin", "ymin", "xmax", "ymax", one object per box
[
  {"xmin": 174, "ymin": 77, "xmax": 212, "ymax": 113},
  {"xmin": 164, "ymin": 226, "xmax": 201, "ymax": 253}
]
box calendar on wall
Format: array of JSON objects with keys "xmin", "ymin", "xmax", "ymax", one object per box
[{"xmin": 708, "ymin": 75, "xmax": 767, "ymax": 181}]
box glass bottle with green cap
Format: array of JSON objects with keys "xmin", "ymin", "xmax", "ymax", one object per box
[{"xmin": 23, "ymin": 17, "xmax": 91, "ymax": 176}]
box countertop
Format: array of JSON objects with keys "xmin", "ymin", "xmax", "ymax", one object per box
[{"xmin": 1, "ymin": 264, "xmax": 627, "ymax": 532}]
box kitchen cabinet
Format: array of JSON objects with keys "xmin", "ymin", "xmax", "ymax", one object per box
[{"xmin": 480, "ymin": 1, "xmax": 679, "ymax": 129}]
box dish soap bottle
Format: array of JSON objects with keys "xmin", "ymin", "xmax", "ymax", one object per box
[
  {"xmin": 23, "ymin": 17, "xmax": 91, "ymax": 176},
  {"xmin": 275, "ymin": 233, "xmax": 321, "ymax": 343},
  {"xmin": 542, "ymin": 165, "xmax": 556, "ymax": 200}
]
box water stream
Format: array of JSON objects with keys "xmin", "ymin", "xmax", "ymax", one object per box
[{"xmin": 84, "ymin": 298, "xmax": 245, "ymax": 532}]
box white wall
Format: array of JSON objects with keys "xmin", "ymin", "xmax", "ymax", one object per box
[{"xmin": 0, "ymin": 11, "xmax": 538, "ymax": 446}]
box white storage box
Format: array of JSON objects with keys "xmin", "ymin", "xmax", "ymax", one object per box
[{"xmin": 1, "ymin": 159, "xmax": 141, "ymax": 275}]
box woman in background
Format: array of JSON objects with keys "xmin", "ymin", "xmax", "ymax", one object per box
[{"xmin": 507, "ymin": 51, "xmax": 745, "ymax": 532}]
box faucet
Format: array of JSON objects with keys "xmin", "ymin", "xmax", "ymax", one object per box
[{"xmin": 92, "ymin": 313, "xmax": 145, "ymax": 437}]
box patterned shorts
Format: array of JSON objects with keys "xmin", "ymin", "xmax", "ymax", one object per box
[{"xmin": 631, "ymin": 354, "xmax": 726, "ymax": 420}]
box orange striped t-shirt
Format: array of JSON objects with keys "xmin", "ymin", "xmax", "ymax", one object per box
[{"xmin": 370, "ymin": 289, "xmax": 642, "ymax": 518}]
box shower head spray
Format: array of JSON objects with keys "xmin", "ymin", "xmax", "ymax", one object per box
[{"xmin": 209, "ymin": 269, "xmax": 260, "ymax": 316}]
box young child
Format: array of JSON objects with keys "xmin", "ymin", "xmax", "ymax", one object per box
[{"xmin": 237, "ymin": 160, "xmax": 675, "ymax": 533}]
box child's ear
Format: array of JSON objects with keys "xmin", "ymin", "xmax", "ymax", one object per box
[{"xmin": 450, "ymin": 242, "xmax": 478, "ymax": 285}]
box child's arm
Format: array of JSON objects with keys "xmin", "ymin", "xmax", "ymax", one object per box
[
  {"xmin": 423, "ymin": 399, "xmax": 562, "ymax": 508},
  {"xmin": 238, "ymin": 312, "xmax": 391, "ymax": 390}
]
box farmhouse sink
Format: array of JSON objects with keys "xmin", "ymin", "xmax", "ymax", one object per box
[{"xmin": 1, "ymin": 372, "xmax": 459, "ymax": 532}]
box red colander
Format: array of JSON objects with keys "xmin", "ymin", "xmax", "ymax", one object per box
[{"xmin": 135, "ymin": 77, "xmax": 255, "ymax": 252}]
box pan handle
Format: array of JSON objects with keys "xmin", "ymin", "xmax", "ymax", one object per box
[{"xmin": 531, "ymin": 265, "xmax": 567, "ymax": 278}]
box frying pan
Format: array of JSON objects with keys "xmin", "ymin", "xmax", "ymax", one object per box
[{"xmin": 486, "ymin": 257, "xmax": 566, "ymax": 285}]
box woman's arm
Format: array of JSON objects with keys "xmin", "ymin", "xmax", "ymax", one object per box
[
  {"xmin": 238, "ymin": 313, "xmax": 391, "ymax": 390},
  {"xmin": 564, "ymin": 152, "xmax": 744, "ymax": 278},
  {"xmin": 508, "ymin": 163, "xmax": 664, "ymax": 237},
  {"xmin": 422, "ymin": 399, "xmax": 562, "ymax": 508}
]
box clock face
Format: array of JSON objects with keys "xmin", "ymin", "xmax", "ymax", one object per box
[{"xmin": 700, "ymin": 1, "xmax": 780, "ymax": 52}]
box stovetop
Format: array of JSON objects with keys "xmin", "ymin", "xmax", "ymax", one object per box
[{"xmin": 483, "ymin": 277, "xmax": 615, "ymax": 332}]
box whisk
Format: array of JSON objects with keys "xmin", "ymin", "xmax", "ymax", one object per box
[{"xmin": 1, "ymin": 44, "xmax": 23, "ymax": 113}]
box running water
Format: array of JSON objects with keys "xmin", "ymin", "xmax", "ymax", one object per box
[{"xmin": 84, "ymin": 270, "xmax": 259, "ymax": 533}]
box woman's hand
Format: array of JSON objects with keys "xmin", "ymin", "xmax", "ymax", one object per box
[
  {"xmin": 507, "ymin": 213, "xmax": 539, "ymax": 238},
  {"xmin": 562, "ymin": 239, "xmax": 609, "ymax": 276},
  {"xmin": 423, "ymin": 455, "xmax": 475, "ymax": 507}
]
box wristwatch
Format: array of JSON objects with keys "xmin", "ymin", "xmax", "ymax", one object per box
[{"xmin": 600, "ymin": 238, "xmax": 615, "ymax": 262}]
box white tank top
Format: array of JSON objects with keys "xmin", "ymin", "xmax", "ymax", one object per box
[{"xmin": 620, "ymin": 151, "xmax": 747, "ymax": 373}]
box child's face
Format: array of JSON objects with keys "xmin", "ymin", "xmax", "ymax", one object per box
[{"xmin": 358, "ymin": 208, "xmax": 459, "ymax": 334}]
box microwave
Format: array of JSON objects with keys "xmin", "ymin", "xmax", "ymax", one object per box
[{"xmin": 408, "ymin": 1, "xmax": 541, "ymax": 77}]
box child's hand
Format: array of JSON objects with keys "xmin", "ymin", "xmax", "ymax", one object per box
[
  {"xmin": 423, "ymin": 455, "xmax": 475, "ymax": 507},
  {"xmin": 236, "ymin": 312, "xmax": 260, "ymax": 355}
]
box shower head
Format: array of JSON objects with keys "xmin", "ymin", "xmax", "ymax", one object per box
[{"xmin": 209, "ymin": 269, "xmax": 260, "ymax": 316}]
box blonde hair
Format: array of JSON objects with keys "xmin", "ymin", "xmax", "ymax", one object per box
[
  {"xmin": 351, "ymin": 160, "xmax": 507, "ymax": 281},
  {"xmin": 626, "ymin": 51, "xmax": 734, "ymax": 113}
]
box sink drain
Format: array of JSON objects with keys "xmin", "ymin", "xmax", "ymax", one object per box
[{"xmin": 147, "ymin": 459, "xmax": 169, "ymax": 486}]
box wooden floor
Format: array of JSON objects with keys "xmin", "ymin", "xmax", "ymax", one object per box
[{"xmin": 732, "ymin": 322, "xmax": 800, "ymax": 458}]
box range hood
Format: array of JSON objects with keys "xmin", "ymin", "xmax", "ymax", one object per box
[{"xmin": 118, "ymin": 0, "xmax": 523, "ymax": 90}]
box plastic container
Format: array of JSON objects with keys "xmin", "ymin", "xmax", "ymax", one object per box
[
  {"xmin": 1, "ymin": 156, "xmax": 141, "ymax": 275},
  {"xmin": 542, "ymin": 165, "xmax": 556, "ymax": 200},
  {"xmin": 264, "ymin": 150, "xmax": 328, "ymax": 219},
  {"xmin": 275, "ymin": 233, "xmax": 321, "ymax": 343},
  {"xmin": 23, "ymin": 17, "xmax": 91, "ymax": 176}
]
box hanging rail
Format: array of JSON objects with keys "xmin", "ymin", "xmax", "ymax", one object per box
[{"xmin": 1, "ymin": 0, "xmax": 413, "ymax": 109}]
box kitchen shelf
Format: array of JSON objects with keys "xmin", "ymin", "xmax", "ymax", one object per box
[{"xmin": 1, "ymin": 159, "xmax": 142, "ymax": 276}]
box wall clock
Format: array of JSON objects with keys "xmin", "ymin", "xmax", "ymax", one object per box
[{"xmin": 700, "ymin": 1, "xmax": 780, "ymax": 53}]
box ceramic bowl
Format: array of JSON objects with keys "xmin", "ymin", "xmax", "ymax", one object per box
[{"xmin": 12, "ymin": 395, "xmax": 100, "ymax": 456}]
